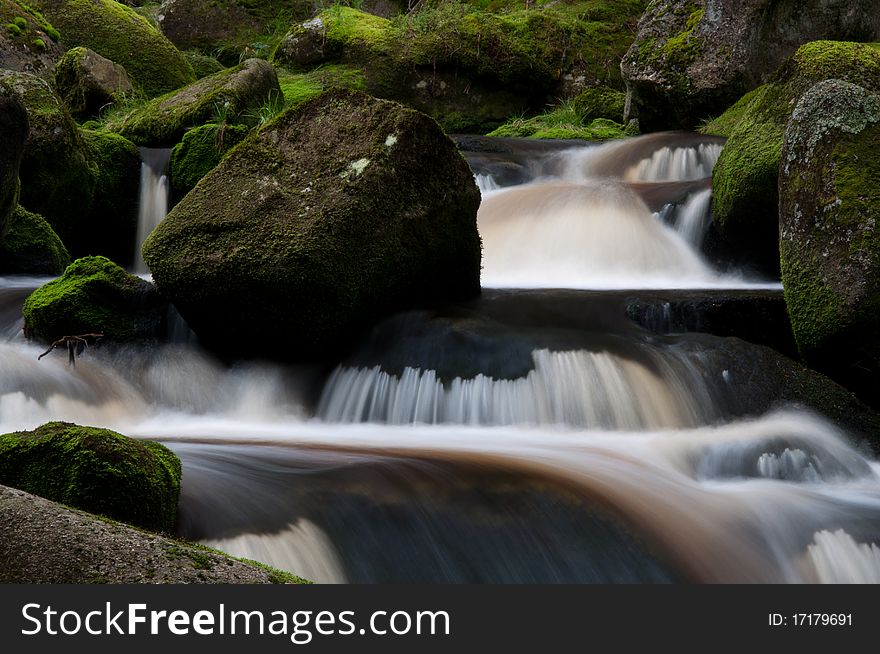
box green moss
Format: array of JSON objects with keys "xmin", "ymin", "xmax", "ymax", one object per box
[
  {"xmin": 22, "ymin": 255, "xmax": 166, "ymax": 342},
  {"xmin": 488, "ymin": 101, "xmax": 630, "ymax": 140},
  {"xmin": 12, "ymin": 14, "xmax": 25, "ymax": 28},
  {"xmin": 105, "ymin": 58, "xmax": 280, "ymax": 145},
  {"xmin": 711, "ymin": 41, "xmax": 880, "ymax": 266},
  {"xmin": 0, "ymin": 205, "xmax": 69, "ymax": 275},
  {"xmin": 15, "ymin": 2, "xmax": 59, "ymax": 41},
  {"xmin": 272, "ymin": 2, "xmax": 645, "ymax": 128},
  {"xmin": 700, "ymin": 85, "xmax": 765, "ymax": 137},
  {"xmin": 27, "ymin": 0, "xmax": 195, "ymax": 97},
  {"xmin": 183, "ymin": 51, "xmax": 226, "ymax": 79},
  {"xmin": 0, "ymin": 422, "xmax": 181, "ymax": 533},
  {"xmin": 661, "ymin": 7, "xmax": 703, "ymax": 71},
  {"xmin": 5, "ymin": 21, "xmax": 21, "ymax": 36},
  {"xmin": 171, "ymin": 540, "xmax": 312, "ymax": 583},
  {"xmin": 80, "ymin": 129, "xmax": 141, "ymax": 266},
  {"xmin": 571, "ymin": 85, "xmax": 626, "ymax": 122},
  {"xmin": 31, "ymin": 36, "xmax": 43, "ymax": 49},
  {"xmin": 170, "ymin": 122, "xmax": 251, "ymax": 195}
]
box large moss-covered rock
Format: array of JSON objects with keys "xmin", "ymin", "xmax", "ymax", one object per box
[
  {"xmin": 27, "ymin": 0, "xmax": 195, "ymax": 97},
  {"xmin": 0, "ymin": 422, "xmax": 180, "ymax": 532},
  {"xmin": 780, "ymin": 79, "xmax": 880, "ymax": 406},
  {"xmin": 272, "ymin": 3, "xmax": 644, "ymax": 133},
  {"xmin": 0, "ymin": 0, "xmax": 63, "ymax": 78},
  {"xmin": 0, "ymin": 205, "xmax": 69, "ymax": 275},
  {"xmin": 704, "ymin": 41, "xmax": 880, "ymax": 272},
  {"xmin": 108, "ymin": 58, "xmax": 280, "ymax": 145},
  {"xmin": 23, "ymin": 256, "xmax": 168, "ymax": 343},
  {"xmin": 54, "ymin": 46, "xmax": 134, "ymax": 120},
  {"xmin": 0, "ymin": 70, "xmax": 94, "ymax": 253},
  {"xmin": 622, "ymin": 0, "xmax": 880, "ymax": 131},
  {"xmin": 0, "ymin": 90, "xmax": 27, "ymax": 236},
  {"xmin": 169, "ymin": 122, "xmax": 250, "ymax": 197},
  {"xmin": 143, "ymin": 89, "xmax": 482, "ymax": 360},
  {"xmin": 80, "ymin": 129, "xmax": 142, "ymax": 267}
]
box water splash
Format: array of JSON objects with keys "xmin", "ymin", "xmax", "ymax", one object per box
[{"xmin": 804, "ymin": 530, "xmax": 880, "ymax": 583}]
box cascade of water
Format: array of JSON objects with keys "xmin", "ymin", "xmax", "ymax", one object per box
[
  {"xmin": 477, "ymin": 180, "xmax": 726, "ymax": 289},
  {"xmin": 318, "ymin": 348, "xmax": 712, "ymax": 430},
  {"xmin": 661, "ymin": 187, "xmax": 714, "ymax": 247},
  {"xmin": 133, "ymin": 148, "xmax": 171, "ymax": 274}
]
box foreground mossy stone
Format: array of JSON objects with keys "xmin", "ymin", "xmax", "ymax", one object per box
[
  {"xmin": 0, "ymin": 0, "xmax": 64, "ymax": 79},
  {"xmin": 0, "ymin": 205, "xmax": 69, "ymax": 275},
  {"xmin": 622, "ymin": 0, "xmax": 880, "ymax": 130},
  {"xmin": 169, "ymin": 122, "xmax": 250, "ymax": 196},
  {"xmin": 780, "ymin": 79, "xmax": 880, "ymax": 406},
  {"xmin": 54, "ymin": 46, "xmax": 134, "ymax": 120},
  {"xmin": 182, "ymin": 50, "xmax": 225, "ymax": 79},
  {"xmin": 23, "ymin": 256, "xmax": 168, "ymax": 343},
  {"xmin": 27, "ymin": 0, "xmax": 195, "ymax": 97},
  {"xmin": 143, "ymin": 89, "xmax": 482, "ymax": 360},
  {"xmin": 1, "ymin": 484, "xmax": 311, "ymax": 583},
  {"xmin": 0, "ymin": 90, "xmax": 27, "ymax": 236},
  {"xmin": 0, "ymin": 422, "xmax": 180, "ymax": 533},
  {"xmin": 571, "ymin": 85, "xmax": 627, "ymax": 123},
  {"xmin": 108, "ymin": 58, "xmax": 281, "ymax": 145},
  {"xmin": 704, "ymin": 41, "xmax": 880, "ymax": 273},
  {"xmin": 0, "ymin": 70, "xmax": 94, "ymax": 253}
]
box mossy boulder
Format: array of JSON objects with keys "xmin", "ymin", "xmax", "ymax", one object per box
[
  {"xmin": 0, "ymin": 89, "xmax": 27, "ymax": 236},
  {"xmin": 0, "ymin": 70, "xmax": 94, "ymax": 253},
  {"xmin": 182, "ymin": 50, "xmax": 225, "ymax": 79},
  {"xmin": 157, "ymin": 0, "xmax": 312, "ymax": 63},
  {"xmin": 622, "ymin": 0, "xmax": 880, "ymax": 131},
  {"xmin": 27, "ymin": 0, "xmax": 195, "ymax": 97},
  {"xmin": 107, "ymin": 58, "xmax": 280, "ymax": 146},
  {"xmin": 704, "ymin": 41, "xmax": 880, "ymax": 273},
  {"xmin": 0, "ymin": 205, "xmax": 69, "ymax": 275},
  {"xmin": 779, "ymin": 79, "xmax": 880, "ymax": 406},
  {"xmin": 169, "ymin": 122, "xmax": 250, "ymax": 197},
  {"xmin": 272, "ymin": 3, "xmax": 644, "ymax": 133},
  {"xmin": 0, "ymin": 0, "xmax": 63, "ymax": 79},
  {"xmin": 0, "ymin": 422, "xmax": 180, "ymax": 533},
  {"xmin": 571, "ymin": 85, "xmax": 627, "ymax": 123},
  {"xmin": 54, "ymin": 46, "xmax": 134, "ymax": 120},
  {"xmin": 143, "ymin": 89, "xmax": 481, "ymax": 360},
  {"xmin": 23, "ymin": 255, "xmax": 168, "ymax": 343},
  {"xmin": 80, "ymin": 129, "xmax": 142, "ymax": 267}
]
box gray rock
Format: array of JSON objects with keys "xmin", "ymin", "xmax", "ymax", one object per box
[
  {"xmin": 780, "ymin": 78, "xmax": 880, "ymax": 406},
  {"xmin": 143, "ymin": 89, "xmax": 482, "ymax": 361},
  {"xmin": 54, "ymin": 46, "xmax": 134, "ymax": 120},
  {"xmin": 622, "ymin": 0, "xmax": 880, "ymax": 130}
]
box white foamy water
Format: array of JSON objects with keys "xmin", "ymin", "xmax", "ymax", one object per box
[
  {"xmin": 134, "ymin": 148, "xmax": 171, "ymax": 274},
  {"xmin": 803, "ymin": 530, "xmax": 880, "ymax": 583},
  {"xmin": 318, "ymin": 348, "xmax": 710, "ymax": 430},
  {"xmin": 478, "ymin": 180, "xmax": 757, "ymax": 289},
  {"xmin": 204, "ymin": 519, "xmax": 348, "ymax": 584}
]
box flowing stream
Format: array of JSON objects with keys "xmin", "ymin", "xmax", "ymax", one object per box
[{"xmin": 2, "ymin": 133, "xmax": 879, "ymax": 583}]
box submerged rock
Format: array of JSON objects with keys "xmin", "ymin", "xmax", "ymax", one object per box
[
  {"xmin": 0, "ymin": 422, "xmax": 180, "ymax": 533},
  {"xmin": 22, "ymin": 255, "xmax": 168, "ymax": 343},
  {"xmin": 109, "ymin": 58, "xmax": 280, "ymax": 146},
  {"xmin": 143, "ymin": 89, "xmax": 481, "ymax": 361},
  {"xmin": 0, "ymin": 90, "xmax": 26, "ymax": 235},
  {"xmin": 622, "ymin": 0, "xmax": 880, "ymax": 130},
  {"xmin": 780, "ymin": 79, "xmax": 880, "ymax": 406},
  {"xmin": 0, "ymin": 205, "xmax": 69, "ymax": 275},
  {"xmin": 0, "ymin": 0, "xmax": 64, "ymax": 79},
  {"xmin": 704, "ymin": 41, "xmax": 880, "ymax": 272},
  {"xmin": 27, "ymin": 0, "xmax": 195, "ymax": 96},
  {"xmin": 54, "ymin": 46, "xmax": 134, "ymax": 120}
]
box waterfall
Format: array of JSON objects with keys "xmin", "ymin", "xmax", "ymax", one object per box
[
  {"xmin": 318, "ymin": 348, "xmax": 712, "ymax": 430},
  {"xmin": 663, "ymin": 187, "xmax": 714, "ymax": 247},
  {"xmin": 134, "ymin": 148, "xmax": 171, "ymax": 274},
  {"xmin": 477, "ymin": 180, "xmax": 724, "ymax": 289}
]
